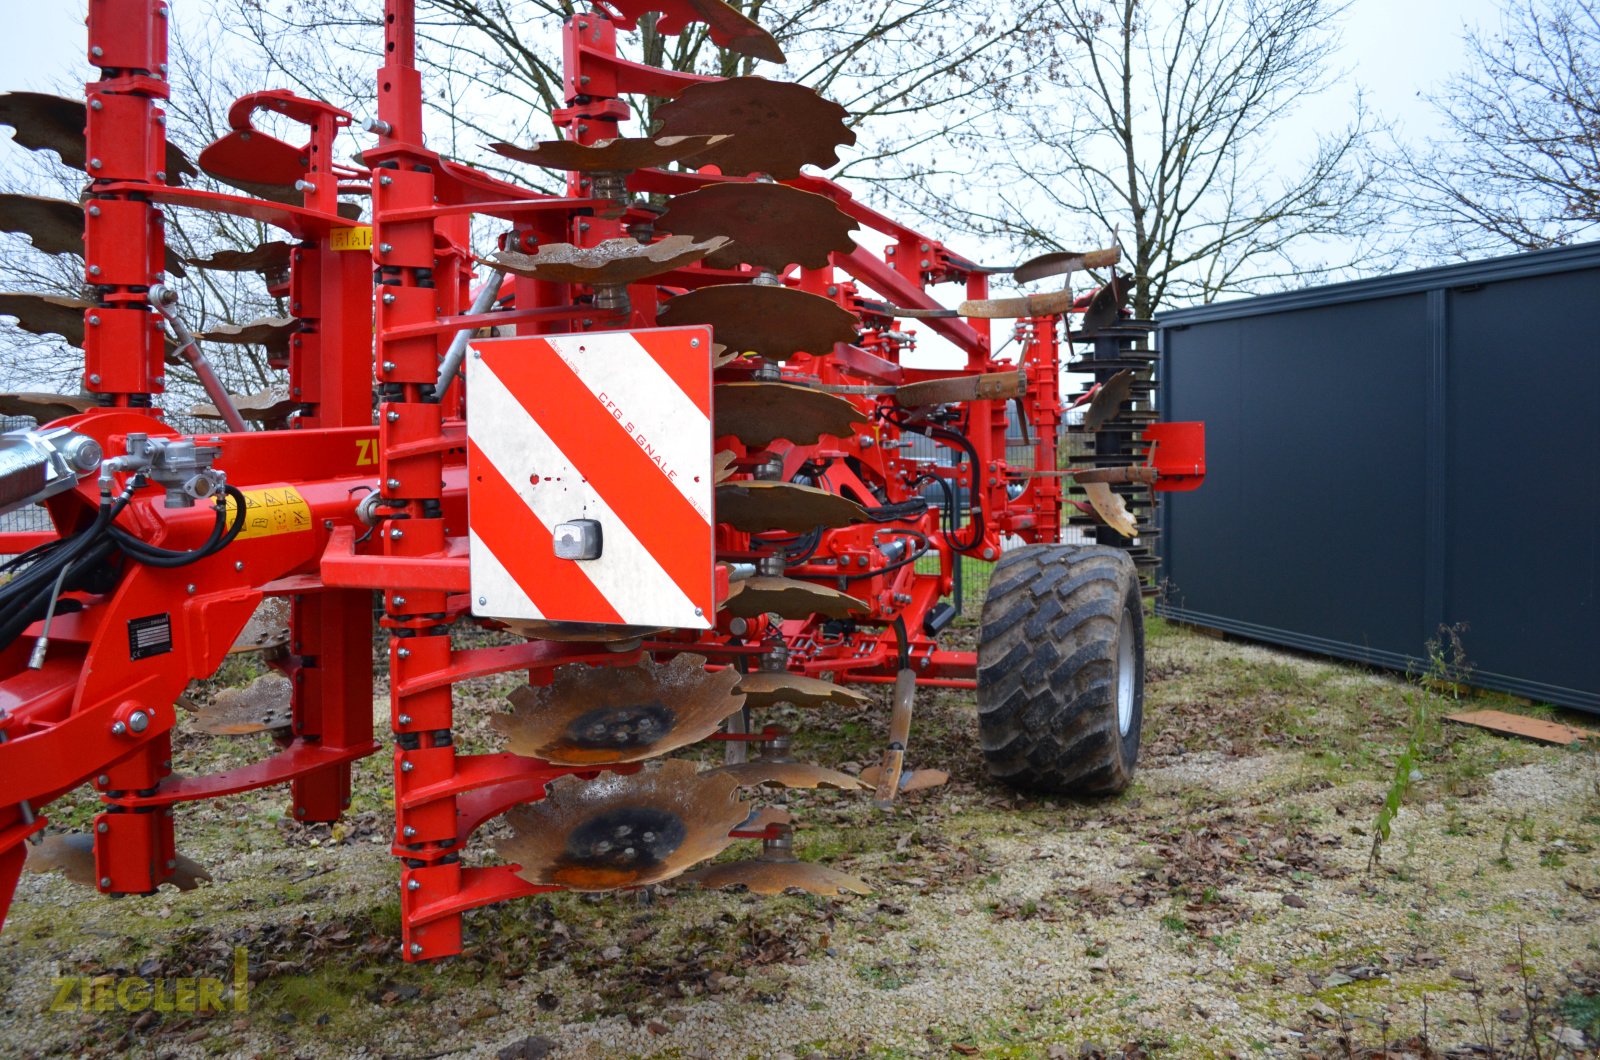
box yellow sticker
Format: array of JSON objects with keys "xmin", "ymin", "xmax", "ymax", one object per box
[
  {"xmin": 223, "ymin": 486, "xmax": 314, "ymax": 540},
  {"xmin": 330, "ymin": 225, "xmax": 373, "ymax": 252}
]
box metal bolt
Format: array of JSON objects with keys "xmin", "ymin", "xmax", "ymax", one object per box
[
  {"xmin": 112, "ymin": 721, "xmax": 127, "ymax": 735},
  {"xmin": 403, "ymin": 826, "xmax": 417, "ymax": 838},
  {"xmin": 100, "ymin": 877, "xmax": 112, "ymax": 888},
  {"xmin": 379, "ymin": 174, "xmax": 394, "ymax": 186},
  {"xmin": 186, "ymin": 583, "xmax": 196, "ymax": 594},
  {"xmin": 397, "ymin": 647, "xmax": 411, "ymax": 659},
  {"xmin": 97, "ymin": 774, "xmax": 109, "ymax": 786},
  {"xmin": 89, "ymin": 265, "xmax": 101, "ymax": 276},
  {"xmin": 382, "ymin": 292, "xmax": 396, "ymax": 305},
  {"xmin": 89, "ymin": 374, "xmax": 101, "ymax": 384},
  {"xmin": 477, "ymin": 596, "xmax": 487, "ymax": 606},
  {"xmin": 409, "ymin": 943, "xmax": 423, "ymax": 955},
  {"xmin": 689, "ymin": 338, "xmax": 700, "ymax": 348},
  {"xmin": 407, "ymin": 879, "xmax": 420, "ymax": 891},
  {"xmin": 89, "ymin": 158, "xmax": 102, "ymax": 170},
  {"xmin": 378, "ymin": 242, "xmax": 393, "ymax": 254},
  {"xmin": 694, "ymin": 607, "xmax": 704, "ymax": 617},
  {"xmin": 386, "ymin": 478, "xmax": 401, "ymax": 489},
  {"xmin": 387, "ymin": 410, "xmax": 400, "ymax": 422},
  {"xmin": 155, "ymin": 171, "xmax": 166, "ymax": 182},
  {"xmin": 91, "ymin": 46, "xmax": 104, "ymax": 57},
  {"xmin": 166, "ymin": 859, "xmax": 176, "ymax": 870},
  {"xmin": 397, "ymin": 714, "xmax": 412, "ymax": 725},
  {"xmin": 401, "ymin": 761, "xmax": 414, "ymax": 773},
  {"xmin": 128, "ymin": 711, "xmax": 150, "ymax": 733},
  {"xmin": 88, "ymin": 205, "xmax": 100, "ymax": 216},
  {"xmin": 96, "ymin": 822, "xmax": 108, "ymax": 834},
  {"xmin": 90, "ymin": 99, "xmax": 103, "ymax": 111},
  {"xmin": 234, "ymin": 561, "xmax": 244, "ymax": 571},
  {"xmin": 295, "ymin": 807, "xmax": 305, "ymax": 817},
  {"xmin": 828, "ymin": 285, "xmax": 839, "ymax": 295},
  {"xmin": 389, "ymin": 528, "xmax": 404, "ymax": 539},
  {"xmin": 393, "ymin": 595, "xmax": 407, "ymax": 606},
  {"xmin": 88, "ymin": 315, "xmax": 101, "ymax": 326}
]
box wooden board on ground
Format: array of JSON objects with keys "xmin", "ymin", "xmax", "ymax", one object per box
[{"xmin": 1443, "ymin": 709, "xmax": 1596, "ymax": 746}]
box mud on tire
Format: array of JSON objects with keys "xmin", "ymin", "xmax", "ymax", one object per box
[{"xmin": 976, "ymin": 544, "xmax": 1144, "ymax": 795}]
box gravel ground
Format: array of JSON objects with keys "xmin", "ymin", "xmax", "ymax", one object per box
[{"xmin": 2, "ymin": 617, "xmax": 1598, "ymax": 1059}]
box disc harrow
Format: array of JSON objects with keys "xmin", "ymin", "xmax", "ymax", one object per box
[{"xmin": 0, "ymin": 0, "xmax": 1204, "ymax": 959}]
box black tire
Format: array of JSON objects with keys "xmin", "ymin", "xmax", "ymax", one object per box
[{"xmin": 976, "ymin": 544, "xmax": 1144, "ymax": 795}]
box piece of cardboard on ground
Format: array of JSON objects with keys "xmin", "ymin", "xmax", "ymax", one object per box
[{"xmin": 1444, "ymin": 709, "xmax": 1597, "ymax": 746}]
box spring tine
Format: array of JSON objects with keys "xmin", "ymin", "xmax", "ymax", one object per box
[{"xmin": 1082, "ymin": 481, "xmax": 1138, "ymax": 537}]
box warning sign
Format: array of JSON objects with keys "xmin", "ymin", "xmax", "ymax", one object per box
[
  {"xmin": 223, "ymin": 485, "xmax": 313, "ymax": 540},
  {"xmin": 330, "ymin": 225, "xmax": 373, "ymax": 252}
]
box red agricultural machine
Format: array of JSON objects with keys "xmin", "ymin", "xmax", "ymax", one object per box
[{"xmin": 0, "ymin": 0, "xmax": 1203, "ymax": 960}]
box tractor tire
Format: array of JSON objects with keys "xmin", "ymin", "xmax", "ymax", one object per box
[{"xmin": 976, "ymin": 544, "xmax": 1144, "ymax": 795}]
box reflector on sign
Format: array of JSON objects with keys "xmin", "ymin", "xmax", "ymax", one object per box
[{"xmin": 466, "ymin": 327, "xmax": 716, "ymax": 629}]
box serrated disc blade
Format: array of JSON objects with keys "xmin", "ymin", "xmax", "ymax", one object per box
[
  {"xmin": 721, "ymin": 576, "xmax": 866, "ymax": 620},
  {"xmin": 490, "ymin": 134, "xmax": 730, "ymax": 173},
  {"xmin": 196, "ymin": 316, "xmax": 297, "ymax": 354},
  {"xmin": 0, "ymin": 390, "xmax": 93, "ymax": 423},
  {"xmin": 193, "ymin": 673, "xmax": 293, "ymax": 735},
  {"xmin": 714, "ymin": 382, "xmax": 865, "ymax": 447},
  {"xmin": 858, "ymin": 765, "xmax": 950, "ymax": 793},
  {"xmin": 1083, "ymin": 370, "xmax": 1136, "ymax": 432},
  {"xmin": 658, "ymin": 183, "xmax": 856, "ymax": 271},
  {"xmin": 1082, "ymin": 481, "xmax": 1137, "ymax": 537},
  {"xmin": 0, "ymin": 92, "xmax": 196, "ymax": 185},
  {"xmin": 228, "ymin": 597, "xmax": 290, "ymax": 654},
  {"xmin": 737, "ymin": 670, "xmax": 870, "ymax": 709},
  {"xmin": 24, "ymin": 834, "xmax": 211, "ymax": 891},
  {"xmin": 710, "ymin": 760, "xmax": 864, "ymax": 790},
  {"xmin": 600, "ymin": 0, "xmax": 785, "ymax": 64},
  {"xmin": 659, "ymin": 283, "xmax": 858, "ymax": 361},
  {"xmin": 490, "ymin": 654, "xmax": 744, "ymax": 765},
  {"xmin": 0, "ymin": 194, "xmax": 84, "ymax": 257},
  {"xmin": 0, "ymin": 292, "xmax": 88, "ymax": 347},
  {"xmin": 679, "ymin": 859, "xmax": 871, "ymax": 896},
  {"xmin": 716, "ymin": 480, "xmax": 867, "ymax": 532},
  {"xmin": 185, "ymin": 241, "xmax": 295, "ymax": 275},
  {"xmin": 492, "ymin": 234, "xmax": 730, "ymax": 286},
  {"xmin": 499, "ymin": 759, "xmax": 748, "ymax": 891},
  {"xmin": 1080, "ymin": 273, "xmax": 1131, "ymax": 334},
  {"xmin": 653, "ymin": 77, "xmax": 854, "ymax": 179},
  {"xmin": 190, "ymin": 386, "xmax": 298, "ymax": 425},
  {"xmin": 894, "ymin": 370, "xmax": 1026, "ymax": 407}
]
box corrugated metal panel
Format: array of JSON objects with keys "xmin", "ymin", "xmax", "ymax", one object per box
[{"xmin": 1156, "ymin": 243, "xmax": 1600, "ymax": 712}]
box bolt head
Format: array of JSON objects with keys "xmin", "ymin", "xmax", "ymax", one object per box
[
  {"xmin": 409, "ymin": 943, "xmax": 423, "ymax": 955},
  {"xmin": 397, "ymin": 647, "xmax": 411, "ymax": 659},
  {"xmin": 234, "ymin": 561, "xmax": 244, "ymax": 571},
  {"xmin": 100, "ymin": 877, "xmax": 112, "ymax": 888},
  {"xmin": 111, "ymin": 720, "xmax": 127, "ymax": 736},
  {"xmin": 89, "ymin": 265, "xmax": 101, "ymax": 276},
  {"xmin": 91, "ymin": 46, "xmax": 104, "ymax": 57},
  {"xmin": 387, "ymin": 410, "xmax": 401, "ymax": 422},
  {"xmin": 186, "ymin": 583, "xmax": 196, "ymax": 594},
  {"xmin": 165, "ymin": 859, "xmax": 176, "ymax": 870},
  {"xmin": 127, "ymin": 711, "xmax": 149, "ymax": 733},
  {"xmin": 407, "ymin": 879, "xmax": 420, "ymax": 891},
  {"xmin": 97, "ymin": 774, "xmax": 109, "ymax": 786},
  {"xmin": 390, "ymin": 528, "xmax": 404, "ymax": 539},
  {"xmin": 379, "ymin": 243, "xmax": 393, "ymax": 254},
  {"xmin": 400, "ymin": 761, "xmax": 414, "ymax": 773},
  {"xmin": 403, "ymin": 826, "xmax": 416, "ymax": 838},
  {"xmin": 393, "ymin": 596, "xmax": 407, "ymax": 606},
  {"xmin": 89, "ymin": 374, "xmax": 101, "ymax": 384},
  {"xmin": 96, "ymin": 822, "xmax": 108, "ymax": 834},
  {"xmin": 477, "ymin": 596, "xmax": 487, "ymax": 606},
  {"xmin": 397, "ymin": 714, "xmax": 412, "ymax": 725}
]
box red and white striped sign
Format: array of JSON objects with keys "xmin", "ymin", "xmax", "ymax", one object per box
[{"xmin": 465, "ymin": 327, "xmax": 715, "ymax": 629}]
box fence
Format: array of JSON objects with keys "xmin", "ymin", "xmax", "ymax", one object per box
[{"xmin": 1154, "ymin": 242, "xmax": 1600, "ymax": 713}]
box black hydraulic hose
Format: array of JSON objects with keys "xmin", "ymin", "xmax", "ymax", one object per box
[{"xmin": 108, "ymin": 484, "xmax": 246, "ymax": 567}]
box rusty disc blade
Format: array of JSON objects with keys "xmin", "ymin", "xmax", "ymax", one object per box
[
  {"xmin": 1080, "ymin": 272, "xmax": 1131, "ymax": 334},
  {"xmin": 196, "ymin": 316, "xmax": 297, "ymax": 355},
  {"xmin": 679, "ymin": 858, "xmax": 870, "ymax": 895},
  {"xmin": 185, "ymin": 241, "xmax": 295, "ymax": 275},
  {"xmin": 490, "ymin": 654, "xmax": 745, "ymax": 766},
  {"xmin": 0, "ymin": 194, "xmax": 83, "ymax": 257},
  {"xmin": 654, "ymin": 78, "xmax": 855, "ymax": 180},
  {"xmin": 894, "ymin": 370, "xmax": 1026, "ymax": 408},
  {"xmin": 1011, "ymin": 246, "xmax": 1120, "ymax": 284},
  {"xmin": 193, "ymin": 673, "xmax": 293, "ymax": 735},
  {"xmin": 0, "ymin": 92, "xmax": 196, "ymax": 186},
  {"xmin": 658, "ymin": 182, "xmax": 857, "ymax": 271},
  {"xmin": 858, "ymin": 765, "xmax": 950, "ymax": 793},
  {"xmin": 600, "ymin": 0, "xmax": 785, "ymax": 64},
  {"xmin": 499, "ymin": 759, "xmax": 748, "ymax": 891},
  {"xmin": 501, "ymin": 619, "xmax": 668, "ymax": 644},
  {"xmin": 0, "ymin": 292, "xmax": 89, "ymax": 347},
  {"xmin": 491, "ymin": 234, "xmax": 730, "ymax": 286},
  {"xmin": 491, "ymin": 134, "xmax": 730, "ymax": 173},
  {"xmin": 713, "ymin": 450, "xmax": 737, "ymax": 484},
  {"xmin": 716, "ymin": 479, "xmax": 868, "ymax": 533},
  {"xmin": 659, "ymin": 283, "xmax": 857, "ymax": 361},
  {"xmin": 714, "ymin": 382, "xmax": 865, "ymax": 447},
  {"xmin": 0, "ymin": 390, "xmax": 93, "ymax": 423},
  {"xmin": 228, "ymin": 597, "xmax": 290, "ymax": 654},
  {"xmin": 711, "ymin": 760, "xmax": 863, "ymax": 790},
  {"xmin": 1082, "ymin": 481, "xmax": 1137, "ymax": 537},
  {"xmin": 24, "ymin": 833, "xmax": 212, "ymax": 891},
  {"xmin": 721, "ymin": 576, "xmax": 866, "ymax": 620},
  {"xmin": 737, "ymin": 670, "xmax": 869, "ymax": 709},
  {"xmin": 735, "ymin": 805, "xmax": 793, "ymax": 835},
  {"xmin": 1083, "ymin": 370, "xmax": 1136, "ymax": 432},
  {"xmin": 191, "ymin": 386, "xmax": 298, "ymax": 425},
  {"xmin": 957, "ymin": 289, "xmax": 1076, "ymax": 319}
]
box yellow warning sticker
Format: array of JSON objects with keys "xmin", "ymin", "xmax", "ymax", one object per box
[
  {"xmin": 330, "ymin": 225, "xmax": 373, "ymax": 252},
  {"xmin": 223, "ymin": 486, "xmax": 314, "ymax": 540}
]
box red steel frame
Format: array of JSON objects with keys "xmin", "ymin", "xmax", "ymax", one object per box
[{"xmin": 0, "ymin": 0, "xmax": 1194, "ymax": 958}]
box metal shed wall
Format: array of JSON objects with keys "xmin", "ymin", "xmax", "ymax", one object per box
[{"xmin": 1155, "ymin": 242, "xmax": 1600, "ymax": 712}]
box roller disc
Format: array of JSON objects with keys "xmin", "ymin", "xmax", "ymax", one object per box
[
  {"xmin": 490, "ymin": 654, "xmax": 744, "ymax": 765},
  {"xmin": 715, "ymin": 479, "xmax": 868, "ymax": 532},
  {"xmin": 192, "ymin": 673, "xmax": 293, "ymax": 735},
  {"xmin": 711, "ymin": 760, "xmax": 863, "ymax": 790},
  {"xmin": 737, "ymin": 670, "xmax": 870, "ymax": 709},
  {"xmin": 25, "ymin": 834, "xmax": 211, "ymax": 891},
  {"xmin": 0, "ymin": 92, "xmax": 196, "ymax": 186},
  {"xmin": 490, "ymin": 134, "xmax": 730, "ymax": 173},
  {"xmin": 680, "ymin": 858, "xmax": 871, "ymax": 896},
  {"xmin": 1082, "ymin": 370, "xmax": 1136, "ymax": 432},
  {"xmin": 653, "ymin": 77, "xmax": 855, "ymax": 179},
  {"xmin": 185, "ymin": 241, "xmax": 295, "ymax": 275},
  {"xmin": 196, "ymin": 316, "xmax": 297, "ymax": 356},
  {"xmin": 498, "ymin": 759, "xmax": 748, "ymax": 891},
  {"xmin": 0, "ymin": 292, "xmax": 89, "ymax": 347},
  {"xmin": 658, "ymin": 183, "xmax": 857, "ymax": 271},
  {"xmin": 0, "ymin": 390, "xmax": 93, "ymax": 423},
  {"xmin": 1082, "ymin": 481, "xmax": 1138, "ymax": 537},
  {"xmin": 190, "ymin": 386, "xmax": 298, "ymax": 425},
  {"xmin": 721, "ymin": 576, "xmax": 866, "ymax": 620},
  {"xmin": 659, "ymin": 284, "xmax": 857, "ymax": 361},
  {"xmin": 714, "ymin": 382, "xmax": 865, "ymax": 447},
  {"xmin": 491, "ymin": 234, "xmax": 730, "ymax": 286},
  {"xmin": 599, "ymin": 0, "xmax": 785, "ymax": 64},
  {"xmin": 894, "ymin": 370, "xmax": 1026, "ymax": 408},
  {"xmin": 228, "ymin": 597, "xmax": 290, "ymax": 654}
]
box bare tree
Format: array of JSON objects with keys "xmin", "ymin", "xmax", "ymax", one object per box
[
  {"xmin": 933, "ymin": 0, "xmax": 1387, "ymax": 318},
  {"xmin": 1393, "ymin": 0, "xmax": 1600, "ymax": 255}
]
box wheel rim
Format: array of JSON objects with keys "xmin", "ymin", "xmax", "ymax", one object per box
[{"xmin": 1116, "ymin": 606, "xmax": 1136, "ymax": 737}]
